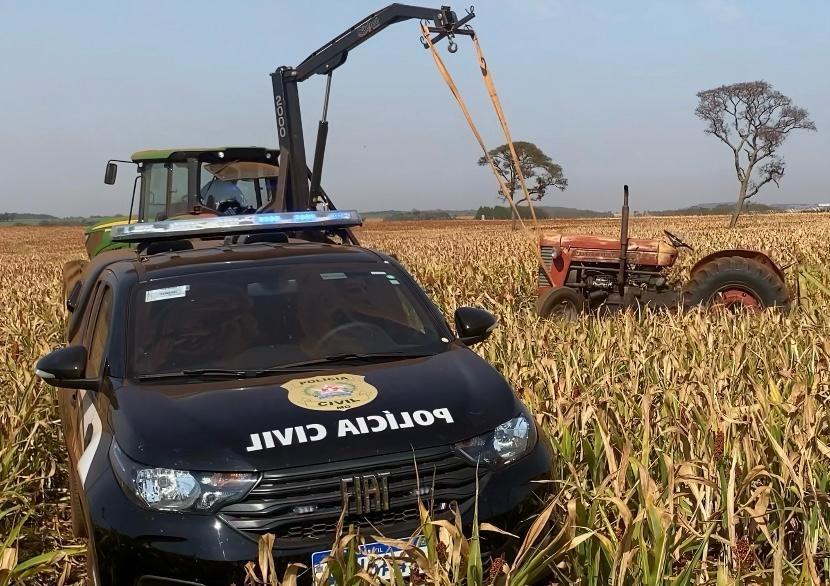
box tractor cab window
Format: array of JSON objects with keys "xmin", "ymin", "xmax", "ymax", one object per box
[
  {"xmin": 140, "ymin": 160, "xmax": 280, "ymax": 220},
  {"xmin": 141, "ymin": 163, "xmax": 189, "ymax": 221},
  {"xmin": 200, "ymin": 161, "xmax": 280, "ymax": 214}
]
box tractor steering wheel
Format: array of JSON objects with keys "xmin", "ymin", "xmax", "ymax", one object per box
[
  {"xmin": 663, "ymin": 230, "xmax": 694, "ymax": 251},
  {"xmin": 217, "ymin": 199, "xmax": 244, "ymax": 215}
]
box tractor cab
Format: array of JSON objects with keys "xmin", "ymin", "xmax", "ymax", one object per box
[{"xmin": 85, "ymin": 147, "xmax": 282, "ymax": 258}]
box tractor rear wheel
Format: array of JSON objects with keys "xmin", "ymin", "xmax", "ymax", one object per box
[
  {"xmin": 682, "ymin": 256, "xmax": 789, "ymax": 311},
  {"xmin": 536, "ymin": 286, "xmax": 584, "ymax": 320}
]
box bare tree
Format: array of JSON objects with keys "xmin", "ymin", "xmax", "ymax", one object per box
[{"xmin": 695, "ymin": 81, "xmax": 816, "ymax": 227}]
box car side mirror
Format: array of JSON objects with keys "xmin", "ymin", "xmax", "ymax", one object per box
[
  {"xmin": 35, "ymin": 346, "xmax": 98, "ymax": 390},
  {"xmin": 104, "ymin": 162, "xmax": 118, "ymax": 185},
  {"xmin": 454, "ymin": 307, "xmax": 497, "ymax": 346}
]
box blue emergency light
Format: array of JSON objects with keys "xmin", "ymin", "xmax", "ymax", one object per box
[{"xmin": 111, "ymin": 210, "xmax": 362, "ymax": 243}]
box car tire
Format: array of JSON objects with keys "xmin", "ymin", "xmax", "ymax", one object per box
[
  {"xmin": 682, "ymin": 256, "xmax": 789, "ymax": 310},
  {"xmin": 536, "ymin": 286, "xmax": 584, "ymax": 320}
]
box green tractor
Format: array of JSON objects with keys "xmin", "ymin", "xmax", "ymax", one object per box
[
  {"xmin": 64, "ymin": 147, "xmax": 284, "ymax": 307},
  {"xmin": 84, "ymin": 147, "xmax": 281, "ymax": 258}
]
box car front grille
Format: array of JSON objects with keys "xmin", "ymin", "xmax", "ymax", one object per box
[
  {"xmin": 219, "ymin": 447, "xmax": 480, "ymax": 545},
  {"xmin": 538, "ymin": 245, "xmax": 555, "ymax": 287}
]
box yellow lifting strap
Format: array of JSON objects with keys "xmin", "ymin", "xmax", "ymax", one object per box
[
  {"xmin": 470, "ymin": 34, "xmax": 541, "ymax": 229},
  {"xmin": 420, "ymin": 23, "xmax": 552, "ymax": 285}
]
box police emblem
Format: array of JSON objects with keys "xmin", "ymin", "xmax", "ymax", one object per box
[
  {"xmin": 282, "ymin": 374, "xmax": 378, "ymax": 411},
  {"xmin": 308, "ymin": 382, "xmax": 354, "ymax": 400}
]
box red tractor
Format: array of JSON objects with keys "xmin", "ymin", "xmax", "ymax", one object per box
[{"xmin": 535, "ymin": 186, "xmax": 790, "ymax": 318}]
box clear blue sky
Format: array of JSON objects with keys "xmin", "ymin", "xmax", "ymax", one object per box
[{"xmin": 0, "ymin": 0, "xmax": 827, "ymax": 216}]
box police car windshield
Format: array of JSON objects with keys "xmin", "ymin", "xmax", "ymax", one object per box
[{"xmin": 129, "ymin": 264, "xmax": 449, "ymax": 376}]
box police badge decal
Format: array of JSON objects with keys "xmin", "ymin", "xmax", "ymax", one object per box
[{"xmin": 282, "ymin": 373, "xmax": 378, "ymax": 411}]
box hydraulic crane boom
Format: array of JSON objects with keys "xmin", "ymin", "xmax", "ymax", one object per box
[{"xmin": 270, "ymin": 3, "xmax": 475, "ymax": 212}]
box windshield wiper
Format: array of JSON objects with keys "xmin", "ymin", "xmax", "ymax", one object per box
[
  {"xmin": 325, "ymin": 351, "xmax": 436, "ymax": 362},
  {"xmin": 136, "ymin": 365, "xmax": 332, "ymax": 381},
  {"xmin": 263, "ymin": 351, "xmax": 437, "ymax": 370},
  {"xmin": 136, "ymin": 352, "xmax": 437, "ymax": 381},
  {"xmin": 138, "ymin": 369, "xmax": 264, "ymax": 381}
]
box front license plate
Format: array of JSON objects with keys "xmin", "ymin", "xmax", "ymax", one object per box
[{"xmin": 311, "ymin": 538, "xmax": 426, "ymax": 581}]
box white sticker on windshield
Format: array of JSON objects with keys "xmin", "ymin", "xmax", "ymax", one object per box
[
  {"xmin": 320, "ymin": 272, "xmax": 347, "ymax": 280},
  {"xmin": 145, "ymin": 285, "xmax": 189, "ymax": 302}
]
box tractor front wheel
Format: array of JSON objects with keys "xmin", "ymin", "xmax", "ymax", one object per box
[
  {"xmin": 682, "ymin": 256, "xmax": 789, "ymax": 311},
  {"xmin": 536, "ymin": 286, "xmax": 584, "ymax": 320}
]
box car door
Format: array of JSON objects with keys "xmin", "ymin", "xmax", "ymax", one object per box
[
  {"xmin": 72, "ymin": 282, "xmax": 114, "ymax": 487},
  {"xmin": 60, "ymin": 280, "xmax": 101, "ymax": 472}
]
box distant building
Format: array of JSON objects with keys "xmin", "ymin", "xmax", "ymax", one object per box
[{"xmin": 787, "ymin": 203, "xmax": 830, "ymax": 213}]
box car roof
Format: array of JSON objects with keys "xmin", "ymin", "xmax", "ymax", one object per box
[
  {"xmin": 108, "ymin": 242, "xmax": 386, "ymax": 281},
  {"xmin": 67, "ymin": 242, "xmax": 388, "ymax": 342}
]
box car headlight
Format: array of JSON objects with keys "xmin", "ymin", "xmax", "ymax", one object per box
[
  {"xmin": 110, "ymin": 442, "xmax": 258, "ymax": 512},
  {"xmin": 454, "ymin": 413, "xmax": 537, "ymax": 468}
]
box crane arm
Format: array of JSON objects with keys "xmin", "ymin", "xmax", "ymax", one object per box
[
  {"xmin": 270, "ymin": 4, "xmax": 475, "ymax": 211},
  {"xmin": 294, "ymin": 4, "xmax": 473, "ymax": 80}
]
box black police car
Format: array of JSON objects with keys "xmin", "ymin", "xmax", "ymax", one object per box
[{"xmin": 36, "ymin": 211, "xmax": 552, "ymax": 585}]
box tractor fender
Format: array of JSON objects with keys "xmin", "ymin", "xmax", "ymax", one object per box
[{"xmin": 690, "ymin": 249, "xmax": 786, "ymax": 285}]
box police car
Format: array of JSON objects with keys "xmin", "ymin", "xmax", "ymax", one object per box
[{"xmin": 36, "ymin": 211, "xmax": 552, "ymax": 585}]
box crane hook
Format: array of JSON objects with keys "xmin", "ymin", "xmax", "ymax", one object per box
[{"xmin": 447, "ymin": 38, "xmax": 458, "ymax": 53}]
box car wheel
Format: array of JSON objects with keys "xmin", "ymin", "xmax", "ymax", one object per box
[
  {"xmin": 536, "ymin": 286, "xmax": 584, "ymax": 320},
  {"xmin": 682, "ymin": 256, "xmax": 790, "ymax": 310}
]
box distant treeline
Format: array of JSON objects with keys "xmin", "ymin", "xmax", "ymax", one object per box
[
  {"xmin": 0, "ymin": 213, "xmax": 122, "ymax": 226},
  {"xmin": 475, "ymin": 206, "xmax": 613, "ymax": 219},
  {"xmin": 0, "ymin": 212, "xmax": 57, "ymax": 221},
  {"xmin": 645, "ymin": 202, "xmax": 778, "ymax": 216},
  {"xmin": 362, "ymin": 210, "xmax": 455, "ymax": 221},
  {"xmin": 475, "ymin": 206, "xmax": 549, "ymax": 220},
  {"xmin": 0, "ymin": 202, "xmax": 790, "ymax": 227}
]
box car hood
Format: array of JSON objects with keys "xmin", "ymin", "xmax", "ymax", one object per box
[{"xmin": 111, "ymin": 347, "xmax": 520, "ymax": 471}]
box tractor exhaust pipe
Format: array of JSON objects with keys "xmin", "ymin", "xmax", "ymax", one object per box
[{"xmin": 618, "ymin": 185, "xmax": 630, "ymax": 291}]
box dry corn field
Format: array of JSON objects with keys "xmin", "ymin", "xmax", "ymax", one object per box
[{"xmin": 2, "ymin": 214, "xmax": 830, "ymax": 585}]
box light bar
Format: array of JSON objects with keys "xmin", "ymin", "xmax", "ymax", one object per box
[{"xmin": 111, "ymin": 210, "xmax": 362, "ymax": 243}]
